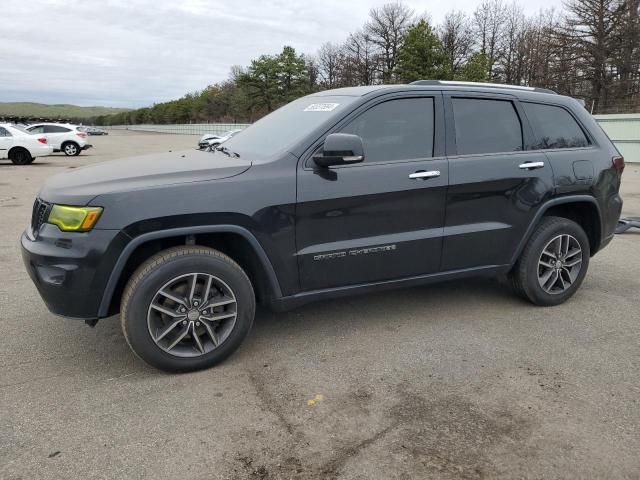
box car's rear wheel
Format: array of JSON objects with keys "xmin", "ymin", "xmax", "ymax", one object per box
[
  {"xmin": 9, "ymin": 148, "xmax": 33, "ymax": 165},
  {"xmin": 511, "ymin": 216, "xmax": 590, "ymax": 306},
  {"xmin": 121, "ymin": 246, "xmax": 255, "ymax": 372},
  {"xmin": 62, "ymin": 142, "xmax": 80, "ymax": 156}
]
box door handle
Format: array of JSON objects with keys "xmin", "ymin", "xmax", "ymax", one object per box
[
  {"xmin": 409, "ymin": 170, "xmax": 441, "ymax": 180},
  {"xmin": 519, "ymin": 161, "xmax": 545, "ymax": 170}
]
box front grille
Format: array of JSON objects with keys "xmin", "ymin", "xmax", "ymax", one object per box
[{"xmin": 31, "ymin": 198, "xmax": 51, "ymax": 234}]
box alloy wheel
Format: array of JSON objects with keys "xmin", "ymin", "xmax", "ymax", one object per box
[
  {"xmin": 537, "ymin": 234, "xmax": 583, "ymax": 295},
  {"xmin": 147, "ymin": 273, "xmax": 237, "ymax": 357},
  {"xmin": 64, "ymin": 144, "xmax": 78, "ymax": 155}
]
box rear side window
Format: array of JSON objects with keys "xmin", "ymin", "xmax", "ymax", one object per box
[
  {"xmin": 44, "ymin": 125, "xmax": 71, "ymax": 133},
  {"xmin": 523, "ymin": 103, "xmax": 589, "ymax": 149},
  {"xmin": 340, "ymin": 98, "xmax": 434, "ymax": 162},
  {"xmin": 0, "ymin": 127, "xmax": 11, "ymax": 137},
  {"xmin": 452, "ymin": 98, "xmax": 523, "ymax": 155}
]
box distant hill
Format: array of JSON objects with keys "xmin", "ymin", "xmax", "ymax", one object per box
[{"xmin": 0, "ymin": 102, "xmax": 130, "ymax": 119}]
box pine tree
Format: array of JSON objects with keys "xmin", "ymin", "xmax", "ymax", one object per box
[{"xmin": 395, "ymin": 20, "xmax": 449, "ymax": 82}]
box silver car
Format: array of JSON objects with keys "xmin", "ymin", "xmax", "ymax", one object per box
[{"xmin": 197, "ymin": 129, "xmax": 243, "ymax": 151}]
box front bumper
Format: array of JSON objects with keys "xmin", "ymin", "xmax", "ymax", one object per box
[{"xmin": 21, "ymin": 224, "xmax": 128, "ymax": 320}]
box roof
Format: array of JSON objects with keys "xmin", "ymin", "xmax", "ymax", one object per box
[
  {"xmin": 410, "ymin": 80, "xmax": 556, "ymax": 94},
  {"xmin": 28, "ymin": 122, "xmax": 78, "ymax": 126},
  {"xmin": 313, "ymin": 81, "xmax": 560, "ymax": 99}
]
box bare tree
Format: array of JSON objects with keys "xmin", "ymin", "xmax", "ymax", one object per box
[
  {"xmin": 342, "ymin": 30, "xmax": 380, "ymax": 86},
  {"xmin": 473, "ymin": 0, "xmax": 508, "ymax": 78},
  {"xmin": 365, "ymin": 2, "xmax": 414, "ymax": 82},
  {"xmin": 612, "ymin": 0, "xmax": 640, "ymax": 103},
  {"xmin": 439, "ymin": 10, "xmax": 474, "ymax": 77},
  {"xmin": 496, "ymin": 2, "xmax": 526, "ymax": 83},
  {"xmin": 317, "ymin": 42, "xmax": 342, "ymax": 88},
  {"xmin": 304, "ymin": 54, "xmax": 320, "ymax": 92},
  {"xmin": 561, "ymin": 0, "xmax": 622, "ymax": 112}
]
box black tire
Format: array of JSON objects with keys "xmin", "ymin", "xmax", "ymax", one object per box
[
  {"xmin": 511, "ymin": 216, "xmax": 590, "ymax": 306},
  {"xmin": 62, "ymin": 142, "xmax": 80, "ymax": 156},
  {"xmin": 9, "ymin": 148, "xmax": 34, "ymax": 165},
  {"xmin": 121, "ymin": 246, "xmax": 255, "ymax": 372}
]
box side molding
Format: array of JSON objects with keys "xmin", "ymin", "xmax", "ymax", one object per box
[
  {"xmin": 97, "ymin": 225, "xmax": 282, "ymax": 317},
  {"xmin": 509, "ymin": 195, "xmax": 602, "ymax": 266}
]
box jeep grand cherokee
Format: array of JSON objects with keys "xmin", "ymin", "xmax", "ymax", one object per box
[{"xmin": 21, "ymin": 81, "xmax": 624, "ymax": 372}]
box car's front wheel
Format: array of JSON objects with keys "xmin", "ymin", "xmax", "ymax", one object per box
[
  {"xmin": 62, "ymin": 142, "xmax": 80, "ymax": 156},
  {"xmin": 511, "ymin": 216, "xmax": 590, "ymax": 306},
  {"xmin": 121, "ymin": 246, "xmax": 255, "ymax": 372}
]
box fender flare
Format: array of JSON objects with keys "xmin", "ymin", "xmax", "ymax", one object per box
[
  {"xmin": 97, "ymin": 224, "xmax": 283, "ymax": 317},
  {"xmin": 509, "ymin": 195, "xmax": 602, "ymax": 266}
]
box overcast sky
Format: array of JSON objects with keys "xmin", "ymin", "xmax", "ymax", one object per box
[{"xmin": 1, "ymin": 0, "xmax": 562, "ymax": 108}]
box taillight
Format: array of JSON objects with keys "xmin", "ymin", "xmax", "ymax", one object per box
[
  {"xmin": 37, "ymin": 137, "xmax": 47, "ymax": 144},
  {"xmin": 612, "ymin": 155, "xmax": 625, "ymax": 176},
  {"xmin": 76, "ymin": 132, "xmax": 87, "ymax": 138}
]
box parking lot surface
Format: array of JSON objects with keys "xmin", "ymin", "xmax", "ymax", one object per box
[{"xmin": 1, "ymin": 131, "xmax": 639, "ymax": 479}]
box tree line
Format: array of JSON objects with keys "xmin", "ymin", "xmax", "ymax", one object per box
[{"xmin": 94, "ymin": 0, "xmax": 640, "ymax": 125}]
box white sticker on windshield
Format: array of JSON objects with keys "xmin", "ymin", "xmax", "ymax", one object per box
[{"xmin": 304, "ymin": 103, "xmax": 340, "ymax": 112}]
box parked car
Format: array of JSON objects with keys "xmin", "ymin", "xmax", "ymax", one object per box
[
  {"xmin": 79, "ymin": 126, "xmax": 109, "ymax": 136},
  {"xmin": 0, "ymin": 123, "xmax": 53, "ymax": 165},
  {"xmin": 22, "ymin": 81, "xmax": 624, "ymax": 372},
  {"xmin": 25, "ymin": 123, "xmax": 92, "ymax": 156},
  {"xmin": 198, "ymin": 129, "xmax": 242, "ymax": 150}
]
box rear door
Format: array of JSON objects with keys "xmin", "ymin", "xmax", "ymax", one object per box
[
  {"xmin": 442, "ymin": 92, "xmax": 554, "ymax": 270},
  {"xmin": 296, "ymin": 94, "xmax": 448, "ymax": 291},
  {"xmin": 0, "ymin": 127, "xmax": 12, "ymax": 159},
  {"xmin": 520, "ymin": 101, "xmax": 595, "ymax": 195},
  {"xmin": 43, "ymin": 125, "xmax": 72, "ymax": 149}
]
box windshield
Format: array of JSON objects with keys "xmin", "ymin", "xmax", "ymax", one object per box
[
  {"xmin": 10, "ymin": 125, "xmax": 30, "ymax": 134},
  {"xmin": 222, "ymin": 95, "xmax": 357, "ymax": 159}
]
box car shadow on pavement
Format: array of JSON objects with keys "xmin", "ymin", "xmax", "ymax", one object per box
[{"xmin": 40, "ymin": 277, "xmax": 524, "ymax": 377}]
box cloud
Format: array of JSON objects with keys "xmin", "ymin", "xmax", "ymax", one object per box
[{"xmin": 0, "ymin": 0, "xmax": 561, "ymax": 108}]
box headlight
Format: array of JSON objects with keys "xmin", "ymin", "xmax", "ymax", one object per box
[{"xmin": 47, "ymin": 205, "xmax": 103, "ymax": 232}]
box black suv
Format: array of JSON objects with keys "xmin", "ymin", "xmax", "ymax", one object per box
[{"xmin": 21, "ymin": 81, "xmax": 624, "ymax": 372}]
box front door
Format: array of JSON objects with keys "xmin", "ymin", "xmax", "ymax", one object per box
[
  {"xmin": 296, "ymin": 95, "xmax": 448, "ymax": 291},
  {"xmin": 441, "ymin": 93, "xmax": 555, "ymax": 270}
]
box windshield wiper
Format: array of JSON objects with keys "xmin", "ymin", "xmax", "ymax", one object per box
[{"xmin": 215, "ymin": 145, "xmax": 240, "ymax": 158}]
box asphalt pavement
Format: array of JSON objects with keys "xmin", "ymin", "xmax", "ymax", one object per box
[{"xmin": 1, "ymin": 131, "xmax": 639, "ymax": 479}]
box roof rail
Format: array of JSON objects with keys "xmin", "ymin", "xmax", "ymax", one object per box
[{"xmin": 409, "ymin": 80, "xmax": 557, "ymax": 95}]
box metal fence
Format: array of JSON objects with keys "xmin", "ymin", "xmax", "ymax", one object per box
[
  {"xmin": 107, "ymin": 123, "xmax": 250, "ymax": 136},
  {"xmin": 108, "ymin": 115, "xmax": 640, "ymax": 162},
  {"xmin": 593, "ymin": 114, "xmax": 640, "ymax": 163}
]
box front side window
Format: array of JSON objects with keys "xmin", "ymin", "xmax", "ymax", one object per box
[
  {"xmin": 452, "ymin": 98, "xmax": 523, "ymax": 155},
  {"xmin": 0, "ymin": 127, "xmax": 11, "ymax": 137},
  {"xmin": 340, "ymin": 98, "xmax": 435, "ymax": 163},
  {"xmin": 28, "ymin": 126, "xmax": 45, "ymax": 134},
  {"xmin": 523, "ymin": 102, "xmax": 589, "ymax": 149}
]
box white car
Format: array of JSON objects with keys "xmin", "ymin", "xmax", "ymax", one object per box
[
  {"xmin": 25, "ymin": 123, "xmax": 92, "ymax": 156},
  {"xmin": 0, "ymin": 123, "xmax": 54, "ymax": 165},
  {"xmin": 198, "ymin": 129, "xmax": 243, "ymax": 150}
]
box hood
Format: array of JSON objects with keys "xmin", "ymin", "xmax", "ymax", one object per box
[{"xmin": 39, "ymin": 149, "xmax": 251, "ymax": 205}]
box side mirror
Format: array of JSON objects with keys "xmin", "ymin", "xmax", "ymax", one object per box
[{"xmin": 313, "ymin": 133, "xmax": 365, "ymax": 168}]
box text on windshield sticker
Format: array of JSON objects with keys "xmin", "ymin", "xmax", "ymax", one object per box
[{"xmin": 304, "ymin": 103, "xmax": 340, "ymax": 112}]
